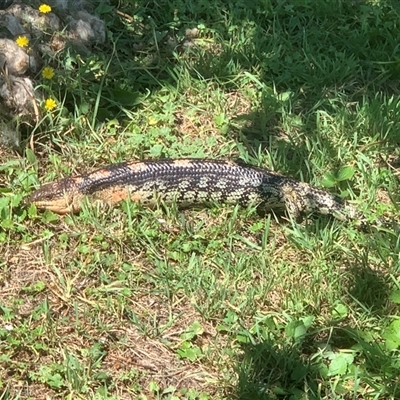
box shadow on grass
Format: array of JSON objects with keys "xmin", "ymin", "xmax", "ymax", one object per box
[
  {"xmin": 232, "ymin": 226, "xmax": 400, "ymax": 398},
  {"xmin": 347, "ymin": 231, "xmax": 400, "ymax": 314},
  {"xmin": 236, "ymin": 339, "xmax": 319, "ymax": 399},
  {"xmin": 113, "ymin": 0, "xmax": 400, "ymax": 180},
  {"xmin": 105, "ymin": 1, "xmax": 400, "ymax": 116},
  {"xmin": 348, "ymin": 262, "xmax": 391, "ymax": 314},
  {"xmin": 235, "ymin": 325, "xmax": 400, "ymax": 399}
]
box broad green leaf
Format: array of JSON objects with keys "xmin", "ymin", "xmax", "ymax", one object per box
[
  {"xmin": 389, "ymin": 290, "xmax": 400, "ymax": 304},
  {"xmin": 328, "ymin": 354, "xmax": 349, "ymax": 376},
  {"xmin": 1, "ymin": 219, "xmax": 13, "ymax": 229},
  {"xmin": 389, "ymin": 319, "xmax": 400, "ymax": 331},
  {"xmin": 277, "ymin": 91, "xmax": 292, "ymax": 101},
  {"xmin": 149, "ymin": 144, "xmax": 163, "ymax": 157},
  {"xmin": 302, "ymin": 316, "xmax": 314, "ymax": 328},
  {"xmin": 177, "ymin": 345, "xmax": 202, "ymax": 361},
  {"xmin": 294, "ymin": 323, "xmax": 307, "ymax": 340},
  {"xmin": 286, "ymin": 320, "xmax": 308, "ymax": 340},
  {"xmin": 46, "ymin": 373, "xmax": 64, "ymax": 389},
  {"xmin": 149, "ymin": 381, "xmax": 160, "ymax": 392},
  {"xmin": 316, "ymin": 362, "xmax": 329, "ymax": 379},
  {"xmin": 383, "ymin": 333, "xmax": 399, "ymax": 350},
  {"xmin": 337, "ymin": 166, "xmax": 355, "ymax": 181},
  {"xmin": 25, "ymin": 148, "xmax": 37, "ymax": 165},
  {"xmin": 321, "ymin": 172, "xmax": 337, "ymax": 188},
  {"xmin": 332, "ymin": 303, "xmax": 348, "ymax": 319},
  {"xmin": 190, "ymin": 321, "xmax": 204, "ymax": 336},
  {"xmin": 383, "ymin": 319, "xmax": 400, "ymax": 349}
]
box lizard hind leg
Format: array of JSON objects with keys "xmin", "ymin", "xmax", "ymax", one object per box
[
  {"xmin": 281, "ymin": 181, "xmax": 350, "ymax": 222},
  {"xmin": 280, "ymin": 182, "xmax": 307, "ymax": 222}
]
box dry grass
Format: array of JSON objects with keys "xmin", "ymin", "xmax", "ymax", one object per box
[{"xmin": 2, "ymin": 1, "xmax": 400, "ymax": 399}]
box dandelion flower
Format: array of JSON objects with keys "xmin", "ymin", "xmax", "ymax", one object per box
[
  {"xmin": 42, "ymin": 66, "xmax": 55, "ymax": 80},
  {"xmin": 44, "ymin": 98, "xmax": 57, "ymax": 111},
  {"xmin": 147, "ymin": 116, "xmax": 158, "ymax": 125},
  {"xmin": 15, "ymin": 36, "xmax": 29, "ymax": 48},
  {"xmin": 39, "ymin": 4, "xmax": 52, "ymax": 13}
]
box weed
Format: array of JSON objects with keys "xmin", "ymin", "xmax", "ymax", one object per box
[{"xmin": 2, "ymin": 0, "xmax": 400, "ymax": 399}]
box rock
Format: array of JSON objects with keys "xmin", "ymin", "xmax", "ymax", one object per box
[
  {"xmin": 0, "ymin": 0, "xmax": 12, "ymax": 11},
  {"xmin": 7, "ymin": 3, "xmax": 61, "ymax": 33},
  {"xmin": 0, "ymin": 14, "xmax": 26, "ymax": 36},
  {"xmin": 0, "ymin": 74, "xmax": 37, "ymax": 115},
  {"xmin": 0, "ymin": 121, "xmax": 20, "ymax": 149},
  {"xmin": 0, "ymin": 38, "xmax": 29, "ymax": 75},
  {"xmin": 67, "ymin": 10, "xmax": 106, "ymax": 44}
]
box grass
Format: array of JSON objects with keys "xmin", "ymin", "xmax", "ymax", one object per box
[{"xmin": 2, "ymin": 0, "xmax": 400, "ymax": 398}]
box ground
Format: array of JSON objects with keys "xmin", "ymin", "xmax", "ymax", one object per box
[{"xmin": 1, "ymin": 1, "xmax": 400, "ymax": 399}]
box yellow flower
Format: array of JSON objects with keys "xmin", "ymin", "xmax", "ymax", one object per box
[
  {"xmin": 147, "ymin": 116, "xmax": 158, "ymax": 125},
  {"xmin": 39, "ymin": 4, "xmax": 52, "ymax": 13},
  {"xmin": 44, "ymin": 98, "xmax": 57, "ymax": 111},
  {"xmin": 15, "ymin": 36, "xmax": 29, "ymax": 48},
  {"xmin": 42, "ymin": 66, "xmax": 54, "ymax": 79}
]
